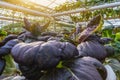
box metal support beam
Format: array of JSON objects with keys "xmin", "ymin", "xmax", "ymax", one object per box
[
  {"xmin": 0, "ymin": 16, "xmax": 22, "ymax": 22},
  {"xmin": 30, "ymin": 1, "xmax": 53, "ymax": 11},
  {"xmin": 52, "ymin": 2, "xmax": 120, "ymax": 17},
  {"xmin": 0, "ymin": 1, "xmax": 51, "ymax": 17}
]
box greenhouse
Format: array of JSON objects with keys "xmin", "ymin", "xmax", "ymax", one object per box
[{"xmin": 0, "ymin": 0, "xmax": 120, "ymax": 80}]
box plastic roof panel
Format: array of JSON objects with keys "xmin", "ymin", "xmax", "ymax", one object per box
[{"xmin": 30, "ymin": 0, "xmax": 67, "ymax": 8}]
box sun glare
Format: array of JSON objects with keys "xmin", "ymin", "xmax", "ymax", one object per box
[
  {"xmin": 28, "ymin": 0, "xmax": 67, "ymax": 8},
  {"xmin": 30, "ymin": 0, "xmax": 51, "ymax": 6}
]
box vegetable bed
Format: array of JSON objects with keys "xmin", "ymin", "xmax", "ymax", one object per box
[{"xmin": 0, "ymin": 14, "xmax": 120, "ymax": 80}]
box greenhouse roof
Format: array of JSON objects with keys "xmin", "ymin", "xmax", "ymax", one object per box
[
  {"xmin": 30, "ymin": 0, "xmax": 68, "ymax": 8},
  {"xmin": 0, "ymin": 0, "xmax": 120, "ymax": 27}
]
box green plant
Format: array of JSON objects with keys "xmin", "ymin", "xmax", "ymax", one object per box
[
  {"xmin": 0, "ymin": 29, "xmax": 7, "ymax": 41},
  {"xmin": 1, "ymin": 22, "xmax": 23, "ymax": 35},
  {"xmin": 3, "ymin": 55, "xmax": 17, "ymax": 75}
]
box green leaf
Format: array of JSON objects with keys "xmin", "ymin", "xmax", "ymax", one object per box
[
  {"xmin": 115, "ymin": 32, "xmax": 120, "ymax": 41},
  {"xmin": 3, "ymin": 55, "xmax": 17, "ymax": 75},
  {"xmin": 0, "ymin": 30, "xmax": 7, "ymax": 36},
  {"xmin": 56, "ymin": 61, "xmax": 63, "ymax": 68}
]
